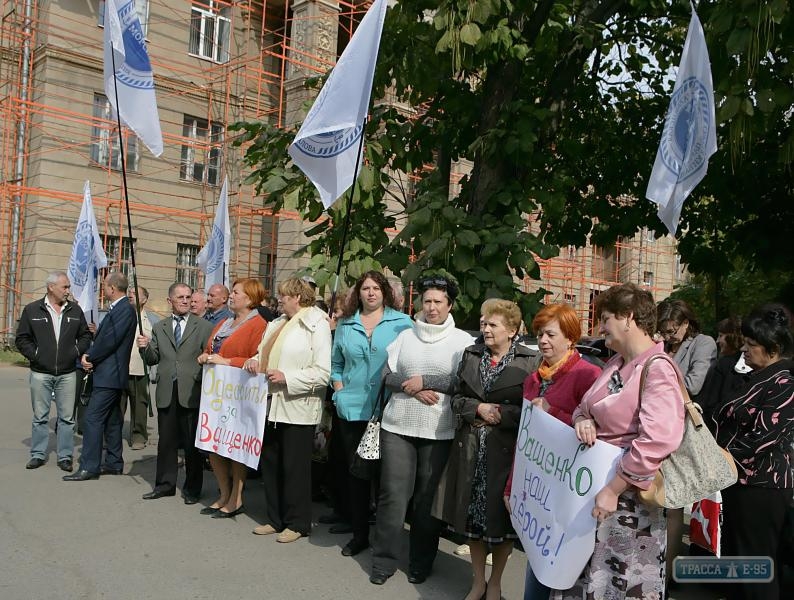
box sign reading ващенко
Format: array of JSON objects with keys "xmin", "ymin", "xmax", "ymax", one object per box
[
  {"xmin": 673, "ymin": 557, "xmax": 773, "ymax": 583},
  {"xmin": 195, "ymin": 364, "xmax": 268, "ymax": 469}
]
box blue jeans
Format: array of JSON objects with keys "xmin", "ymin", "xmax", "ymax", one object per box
[
  {"xmin": 30, "ymin": 371, "xmax": 77, "ymax": 461},
  {"xmin": 524, "ymin": 562, "xmax": 550, "ymax": 600}
]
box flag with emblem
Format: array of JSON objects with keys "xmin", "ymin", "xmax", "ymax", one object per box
[
  {"xmin": 645, "ymin": 6, "xmax": 716, "ymax": 235},
  {"xmin": 287, "ymin": 0, "xmax": 387, "ymax": 208},
  {"xmin": 103, "ymin": 0, "xmax": 163, "ymax": 157},
  {"xmin": 68, "ymin": 181, "xmax": 108, "ymax": 323},
  {"xmin": 197, "ymin": 176, "xmax": 231, "ymax": 292}
]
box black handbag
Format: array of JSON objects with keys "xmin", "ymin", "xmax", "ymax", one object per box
[
  {"xmin": 79, "ymin": 371, "xmax": 93, "ymax": 406},
  {"xmin": 349, "ymin": 381, "xmax": 387, "ymax": 481}
]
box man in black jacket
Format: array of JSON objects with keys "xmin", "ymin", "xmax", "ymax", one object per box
[{"xmin": 16, "ymin": 271, "xmax": 92, "ymax": 472}]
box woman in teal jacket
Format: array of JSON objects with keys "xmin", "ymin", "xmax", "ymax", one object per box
[{"xmin": 330, "ymin": 270, "xmax": 412, "ymax": 558}]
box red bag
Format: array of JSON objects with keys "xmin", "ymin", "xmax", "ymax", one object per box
[{"xmin": 689, "ymin": 491, "xmax": 722, "ymax": 556}]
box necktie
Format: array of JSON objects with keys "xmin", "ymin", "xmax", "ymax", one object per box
[{"xmin": 174, "ymin": 316, "xmax": 183, "ymax": 346}]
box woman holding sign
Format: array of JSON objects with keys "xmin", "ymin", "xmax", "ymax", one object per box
[
  {"xmin": 504, "ymin": 303, "xmax": 600, "ymax": 600},
  {"xmin": 553, "ymin": 283, "xmax": 685, "ymax": 600},
  {"xmin": 434, "ymin": 298, "xmax": 536, "ymax": 600},
  {"xmin": 244, "ymin": 277, "xmax": 332, "ymax": 543},
  {"xmin": 197, "ymin": 278, "xmax": 267, "ymax": 518}
]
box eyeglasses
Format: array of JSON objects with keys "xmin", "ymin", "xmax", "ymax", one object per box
[
  {"xmin": 659, "ymin": 322, "xmax": 684, "ymax": 338},
  {"xmin": 419, "ymin": 277, "xmax": 448, "ymax": 289}
]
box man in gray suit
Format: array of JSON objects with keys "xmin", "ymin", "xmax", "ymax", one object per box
[{"xmin": 137, "ymin": 282, "xmax": 213, "ymax": 503}]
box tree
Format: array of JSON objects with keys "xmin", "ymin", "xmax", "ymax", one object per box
[{"xmin": 233, "ymin": 0, "xmax": 793, "ymax": 328}]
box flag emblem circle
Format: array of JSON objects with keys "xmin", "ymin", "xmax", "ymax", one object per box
[
  {"xmin": 69, "ymin": 221, "xmax": 94, "ymax": 287},
  {"xmin": 205, "ymin": 225, "xmax": 225, "ymax": 273},
  {"xmin": 659, "ymin": 77, "xmax": 712, "ymax": 183},
  {"xmin": 293, "ymin": 126, "xmax": 364, "ymax": 158},
  {"xmin": 115, "ymin": 2, "xmax": 154, "ymax": 90}
]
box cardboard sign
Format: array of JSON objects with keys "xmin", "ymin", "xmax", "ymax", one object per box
[
  {"xmin": 509, "ymin": 403, "xmax": 621, "ymax": 589},
  {"xmin": 195, "ymin": 364, "xmax": 268, "ymax": 469}
]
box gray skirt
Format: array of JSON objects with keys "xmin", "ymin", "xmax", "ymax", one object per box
[{"xmin": 550, "ymin": 489, "xmax": 666, "ymax": 600}]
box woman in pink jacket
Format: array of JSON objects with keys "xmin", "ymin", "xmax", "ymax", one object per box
[{"xmin": 552, "ymin": 283, "xmax": 685, "ymax": 600}]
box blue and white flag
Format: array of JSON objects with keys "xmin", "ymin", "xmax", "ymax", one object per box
[
  {"xmin": 103, "ymin": 0, "xmax": 163, "ymax": 157},
  {"xmin": 68, "ymin": 181, "xmax": 108, "ymax": 323},
  {"xmin": 288, "ymin": 0, "xmax": 388, "ymax": 208},
  {"xmin": 197, "ymin": 176, "xmax": 231, "ymax": 292},
  {"xmin": 646, "ymin": 6, "xmax": 717, "ymax": 235}
]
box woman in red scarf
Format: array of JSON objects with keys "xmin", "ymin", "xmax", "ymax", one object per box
[{"xmin": 506, "ymin": 303, "xmax": 601, "ymax": 600}]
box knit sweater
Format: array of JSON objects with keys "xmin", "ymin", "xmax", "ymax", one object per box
[{"xmin": 381, "ymin": 315, "xmax": 474, "ymax": 440}]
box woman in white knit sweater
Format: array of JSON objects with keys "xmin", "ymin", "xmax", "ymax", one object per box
[{"xmin": 369, "ymin": 276, "xmax": 473, "ymax": 586}]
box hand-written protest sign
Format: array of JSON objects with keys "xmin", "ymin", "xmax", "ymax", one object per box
[
  {"xmin": 509, "ymin": 403, "xmax": 621, "ymax": 589},
  {"xmin": 195, "ymin": 364, "xmax": 268, "ymax": 469}
]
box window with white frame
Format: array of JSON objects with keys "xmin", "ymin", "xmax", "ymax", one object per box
[
  {"xmin": 180, "ymin": 115, "xmax": 223, "ymax": 186},
  {"xmin": 643, "ymin": 271, "xmax": 655, "ymax": 287},
  {"xmin": 98, "ymin": 0, "xmax": 150, "ymax": 37},
  {"xmin": 188, "ymin": 1, "xmax": 231, "ymax": 63},
  {"xmin": 176, "ymin": 243, "xmax": 201, "ymax": 290},
  {"xmin": 103, "ymin": 236, "xmax": 136, "ymax": 279},
  {"xmin": 90, "ymin": 94, "xmax": 140, "ymax": 171}
]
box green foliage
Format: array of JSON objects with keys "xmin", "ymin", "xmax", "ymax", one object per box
[{"xmin": 234, "ymin": 0, "xmax": 793, "ymax": 330}]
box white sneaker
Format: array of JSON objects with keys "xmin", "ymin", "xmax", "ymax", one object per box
[{"xmin": 454, "ymin": 543, "xmax": 471, "ymax": 556}]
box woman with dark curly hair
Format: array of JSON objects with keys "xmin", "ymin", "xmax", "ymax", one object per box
[
  {"xmin": 330, "ymin": 270, "xmax": 412, "ymax": 558},
  {"xmin": 714, "ymin": 304, "xmax": 794, "ymax": 600}
]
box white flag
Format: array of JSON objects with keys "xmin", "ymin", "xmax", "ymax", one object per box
[
  {"xmin": 68, "ymin": 181, "xmax": 108, "ymax": 323},
  {"xmin": 197, "ymin": 176, "xmax": 231, "ymax": 292},
  {"xmin": 103, "ymin": 0, "xmax": 163, "ymax": 157},
  {"xmin": 288, "ymin": 0, "xmax": 388, "ymax": 208},
  {"xmin": 645, "ymin": 7, "xmax": 716, "ymax": 235}
]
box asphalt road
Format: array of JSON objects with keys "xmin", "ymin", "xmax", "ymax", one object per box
[{"xmin": 0, "ymin": 363, "xmax": 719, "ymax": 600}]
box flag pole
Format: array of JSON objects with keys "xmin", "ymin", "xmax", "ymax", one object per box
[
  {"xmin": 109, "ymin": 47, "xmax": 144, "ymax": 338},
  {"xmin": 328, "ymin": 125, "xmax": 367, "ymax": 316}
]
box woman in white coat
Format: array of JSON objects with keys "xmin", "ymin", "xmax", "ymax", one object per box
[{"xmin": 244, "ymin": 277, "xmax": 332, "ymax": 543}]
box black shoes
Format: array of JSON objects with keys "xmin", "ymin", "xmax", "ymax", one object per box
[
  {"xmin": 369, "ymin": 571, "xmax": 391, "ymax": 585},
  {"xmin": 212, "ymin": 505, "xmax": 245, "ymax": 519},
  {"xmin": 26, "ymin": 457, "xmax": 45, "ymax": 469},
  {"xmin": 200, "ymin": 506, "xmax": 220, "ymax": 516},
  {"xmin": 329, "ymin": 523, "xmax": 353, "ymax": 534},
  {"xmin": 63, "ymin": 469, "xmax": 99, "ymax": 481},
  {"xmin": 100, "ymin": 466, "xmax": 123, "ymax": 475},
  {"xmin": 341, "ymin": 538, "xmax": 370, "ymax": 557},
  {"xmin": 142, "ymin": 488, "xmax": 176, "ymax": 500},
  {"xmin": 182, "ymin": 493, "xmax": 200, "ymax": 505},
  {"xmin": 57, "ymin": 459, "xmax": 73, "ymax": 472},
  {"xmin": 407, "ymin": 571, "xmax": 428, "ymax": 584}
]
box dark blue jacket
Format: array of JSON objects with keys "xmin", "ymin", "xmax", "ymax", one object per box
[{"xmin": 86, "ymin": 298, "xmax": 137, "ymax": 389}]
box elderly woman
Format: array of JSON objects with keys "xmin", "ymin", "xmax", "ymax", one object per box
[
  {"xmin": 714, "ymin": 304, "xmax": 794, "ymax": 600},
  {"xmin": 330, "ymin": 270, "xmax": 412, "ymax": 557},
  {"xmin": 244, "ymin": 278, "xmax": 332, "ymax": 543},
  {"xmin": 656, "ymin": 298, "xmax": 717, "ymax": 577},
  {"xmin": 369, "ymin": 276, "xmax": 473, "ymax": 586},
  {"xmin": 552, "ymin": 283, "xmax": 685, "ymax": 600},
  {"xmin": 506, "ymin": 303, "xmax": 600, "ymax": 600},
  {"xmin": 434, "ymin": 298, "xmax": 536, "ymax": 600},
  {"xmin": 197, "ymin": 278, "xmax": 266, "ymax": 518}
]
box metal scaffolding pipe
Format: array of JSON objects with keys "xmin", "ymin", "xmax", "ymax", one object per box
[{"xmin": 4, "ymin": 0, "xmax": 33, "ymax": 345}]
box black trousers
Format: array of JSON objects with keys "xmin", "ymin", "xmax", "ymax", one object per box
[
  {"xmin": 336, "ymin": 418, "xmax": 371, "ymax": 544},
  {"xmin": 261, "ymin": 420, "xmax": 314, "ymax": 535},
  {"xmin": 372, "ymin": 430, "xmax": 451, "ymax": 576},
  {"xmin": 328, "ymin": 406, "xmax": 352, "ymax": 522},
  {"xmin": 154, "ymin": 384, "xmax": 203, "ymax": 496},
  {"xmin": 721, "ymin": 484, "xmax": 790, "ymax": 600}
]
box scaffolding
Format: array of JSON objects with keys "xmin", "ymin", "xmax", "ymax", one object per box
[{"xmin": 0, "ymin": 0, "xmax": 371, "ymax": 341}]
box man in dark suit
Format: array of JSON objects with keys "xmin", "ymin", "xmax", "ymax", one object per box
[
  {"xmin": 137, "ymin": 282, "xmax": 214, "ymax": 503},
  {"xmin": 64, "ymin": 272, "xmax": 137, "ymax": 481}
]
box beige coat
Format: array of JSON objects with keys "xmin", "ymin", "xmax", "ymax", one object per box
[{"xmin": 253, "ymin": 306, "xmax": 332, "ymax": 426}]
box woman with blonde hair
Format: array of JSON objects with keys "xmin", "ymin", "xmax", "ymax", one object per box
[
  {"xmin": 197, "ymin": 278, "xmax": 266, "ymax": 518},
  {"xmin": 434, "ymin": 298, "xmax": 536, "ymax": 600},
  {"xmin": 245, "ymin": 277, "xmax": 332, "ymax": 543}
]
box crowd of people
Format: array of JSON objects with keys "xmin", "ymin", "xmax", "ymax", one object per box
[{"xmin": 15, "ymin": 269, "xmax": 794, "ymax": 600}]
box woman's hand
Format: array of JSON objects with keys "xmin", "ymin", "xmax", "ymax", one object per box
[
  {"xmin": 199, "ymin": 353, "xmax": 230, "ymax": 366},
  {"xmin": 530, "ymin": 397, "xmax": 550, "ymax": 412},
  {"xmin": 266, "ymin": 369, "xmax": 286, "ymax": 385},
  {"xmin": 401, "ymin": 375, "xmax": 424, "ymax": 396},
  {"xmin": 197, "ymin": 353, "xmax": 209, "ymax": 365},
  {"xmin": 592, "ymin": 486, "xmax": 619, "ymax": 522},
  {"xmin": 476, "ymin": 403, "xmax": 501, "ymax": 425},
  {"xmin": 243, "ymin": 358, "xmax": 259, "ymax": 374},
  {"xmin": 575, "ymin": 418, "xmax": 597, "ymax": 446},
  {"xmin": 414, "ymin": 390, "xmax": 439, "ymax": 405}
]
